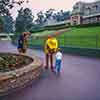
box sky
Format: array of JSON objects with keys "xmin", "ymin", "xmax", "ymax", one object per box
[
  {"xmin": 11, "ymin": 0, "xmax": 96, "ymax": 19},
  {"xmin": 27, "ymin": 0, "xmax": 96, "ymax": 11}
]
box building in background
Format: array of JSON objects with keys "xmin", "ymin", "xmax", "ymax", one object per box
[{"xmin": 71, "ymin": 1, "xmax": 100, "ymax": 25}]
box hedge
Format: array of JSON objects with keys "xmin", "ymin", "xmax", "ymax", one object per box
[
  {"xmin": 30, "ymin": 24, "xmax": 68, "ymax": 33},
  {"xmin": 70, "ymin": 23, "xmax": 100, "ymax": 28},
  {"xmin": 45, "ymin": 25, "xmax": 68, "ymax": 30},
  {"xmin": 30, "ymin": 26, "xmax": 45, "ymax": 33},
  {"xmin": 21, "ymin": 22, "xmax": 100, "ymax": 33}
]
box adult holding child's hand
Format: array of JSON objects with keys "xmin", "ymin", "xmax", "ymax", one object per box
[{"xmin": 44, "ymin": 35, "xmax": 58, "ymax": 70}]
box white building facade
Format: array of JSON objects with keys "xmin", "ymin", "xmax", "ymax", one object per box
[{"xmin": 71, "ymin": 1, "xmax": 100, "ymax": 25}]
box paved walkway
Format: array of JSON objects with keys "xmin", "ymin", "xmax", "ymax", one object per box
[{"xmin": 0, "ymin": 40, "xmax": 100, "ymax": 100}]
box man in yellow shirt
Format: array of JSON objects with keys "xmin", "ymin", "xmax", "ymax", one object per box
[{"xmin": 44, "ymin": 35, "xmax": 58, "ymax": 70}]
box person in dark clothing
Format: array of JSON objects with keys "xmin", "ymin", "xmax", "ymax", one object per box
[{"xmin": 17, "ymin": 32, "xmax": 30, "ymax": 53}]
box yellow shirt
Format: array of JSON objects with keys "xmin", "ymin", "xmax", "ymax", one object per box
[{"xmin": 45, "ymin": 38, "xmax": 58, "ymax": 54}]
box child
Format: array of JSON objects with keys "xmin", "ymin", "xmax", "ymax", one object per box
[{"xmin": 55, "ymin": 48, "xmax": 62, "ymax": 74}]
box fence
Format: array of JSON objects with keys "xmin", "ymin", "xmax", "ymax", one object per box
[
  {"xmin": 11, "ymin": 34, "xmax": 100, "ymax": 49},
  {"xmin": 28, "ymin": 34, "xmax": 100, "ymax": 49}
]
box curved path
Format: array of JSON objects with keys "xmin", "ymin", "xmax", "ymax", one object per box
[{"xmin": 0, "ymin": 40, "xmax": 100, "ymax": 100}]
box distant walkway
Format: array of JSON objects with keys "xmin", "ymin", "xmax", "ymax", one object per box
[{"xmin": 0, "ymin": 40, "xmax": 100, "ymax": 100}]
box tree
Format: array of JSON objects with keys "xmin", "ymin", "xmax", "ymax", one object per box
[
  {"xmin": 45, "ymin": 9, "xmax": 55, "ymax": 19},
  {"xmin": 52, "ymin": 10, "xmax": 70, "ymax": 22},
  {"xmin": 35, "ymin": 11, "xmax": 45, "ymax": 25},
  {"xmin": 3, "ymin": 15, "xmax": 14, "ymax": 33},
  {"xmin": 0, "ymin": 0, "xmax": 24, "ymax": 16},
  {"xmin": 62, "ymin": 11, "xmax": 70, "ymax": 21},
  {"xmin": 15, "ymin": 8, "xmax": 33, "ymax": 32},
  {"xmin": 0, "ymin": 0, "xmax": 25, "ymax": 33}
]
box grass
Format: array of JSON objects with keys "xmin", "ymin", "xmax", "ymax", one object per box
[
  {"xmin": 58, "ymin": 26, "xmax": 100, "ymax": 48},
  {"xmin": 28, "ymin": 30, "xmax": 54, "ymax": 46},
  {"xmin": 27, "ymin": 26, "xmax": 100, "ymax": 48},
  {"xmin": 62, "ymin": 26, "xmax": 100, "ymax": 36}
]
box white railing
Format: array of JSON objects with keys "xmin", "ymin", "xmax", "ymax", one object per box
[
  {"xmin": 0, "ymin": 33, "xmax": 14, "ymax": 36},
  {"xmin": 0, "ymin": 33, "xmax": 14, "ymax": 41}
]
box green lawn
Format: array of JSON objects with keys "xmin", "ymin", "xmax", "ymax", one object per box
[
  {"xmin": 28, "ymin": 26, "xmax": 100, "ymax": 48},
  {"xmin": 28, "ymin": 30, "xmax": 54, "ymax": 46},
  {"xmin": 63, "ymin": 26, "xmax": 100, "ymax": 36}
]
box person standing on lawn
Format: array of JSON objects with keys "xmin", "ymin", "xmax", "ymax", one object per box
[
  {"xmin": 44, "ymin": 35, "xmax": 58, "ymax": 70},
  {"xmin": 17, "ymin": 32, "xmax": 30, "ymax": 54}
]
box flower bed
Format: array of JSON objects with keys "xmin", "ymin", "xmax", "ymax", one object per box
[{"xmin": 0, "ymin": 53, "xmax": 33, "ymax": 72}]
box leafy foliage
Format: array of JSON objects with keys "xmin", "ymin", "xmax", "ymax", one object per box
[
  {"xmin": 35, "ymin": 11, "xmax": 45, "ymax": 25},
  {"xmin": 35, "ymin": 9, "xmax": 70, "ymax": 25},
  {"xmin": 15, "ymin": 8, "xmax": 33, "ymax": 32},
  {"xmin": 52, "ymin": 10, "xmax": 70, "ymax": 22},
  {"xmin": 0, "ymin": 0, "xmax": 25, "ymax": 33},
  {"xmin": 0, "ymin": 0, "xmax": 24, "ymax": 16}
]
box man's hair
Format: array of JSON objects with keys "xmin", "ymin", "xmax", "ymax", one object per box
[{"xmin": 47, "ymin": 35, "xmax": 52, "ymax": 39}]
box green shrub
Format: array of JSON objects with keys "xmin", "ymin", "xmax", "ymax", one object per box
[{"xmin": 70, "ymin": 23, "xmax": 100, "ymax": 28}]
